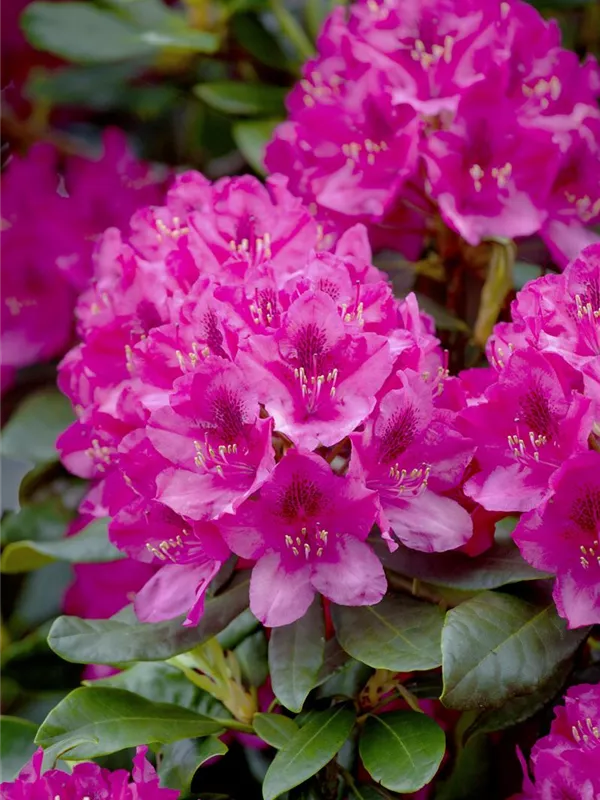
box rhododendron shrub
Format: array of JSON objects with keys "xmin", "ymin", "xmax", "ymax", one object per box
[
  {"xmin": 266, "ymin": 0, "xmax": 600, "ymax": 266},
  {"xmin": 55, "ymin": 173, "xmax": 476, "ymax": 628}
]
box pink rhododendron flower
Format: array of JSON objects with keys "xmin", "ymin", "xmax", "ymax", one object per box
[
  {"xmin": 0, "ymin": 745, "xmax": 179, "ymax": 799},
  {"xmin": 0, "ymin": 130, "xmax": 163, "ymax": 391},
  {"xmin": 266, "ymin": 0, "xmax": 600, "ymax": 263},
  {"xmin": 221, "ymin": 449, "xmax": 386, "ymax": 626},
  {"xmin": 513, "ymin": 451, "xmax": 600, "ymax": 628},
  {"xmin": 57, "ymin": 171, "xmax": 473, "ymax": 628},
  {"xmin": 512, "ymin": 683, "xmax": 600, "ymax": 798},
  {"xmin": 460, "ymin": 349, "xmax": 594, "ymax": 513}
]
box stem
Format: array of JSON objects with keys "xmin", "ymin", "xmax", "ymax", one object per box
[
  {"xmin": 269, "ymin": 0, "xmax": 314, "ymax": 62},
  {"xmin": 384, "ymin": 569, "xmax": 449, "ymax": 607},
  {"xmin": 212, "ymin": 717, "xmax": 254, "ymax": 733}
]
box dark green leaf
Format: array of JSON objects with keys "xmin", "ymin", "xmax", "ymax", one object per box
[
  {"xmin": 434, "ymin": 734, "xmax": 490, "ymax": 800},
  {"xmin": 232, "ymin": 13, "xmax": 288, "ymax": 70},
  {"xmin": 0, "ymin": 716, "xmax": 38, "ymax": 781},
  {"xmin": 232, "ymin": 119, "xmax": 281, "ymax": 174},
  {"xmin": 269, "ymin": 597, "xmax": 325, "ymax": 712},
  {"xmin": 1, "ymin": 499, "xmax": 71, "ymax": 547},
  {"xmin": 48, "ymin": 574, "xmax": 250, "ymax": 664},
  {"xmin": 464, "ymin": 659, "xmax": 572, "ymax": 740},
  {"xmin": 89, "ymin": 662, "xmax": 225, "ymax": 716},
  {"xmin": 216, "ymin": 607, "xmax": 260, "ymax": 650},
  {"xmin": 235, "ymin": 629, "xmax": 269, "ymax": 687},
  {"xmin": 35, "ymin": 687, "xmax": 224, "ymax": 760},
  {"xmin": 378, "ymin": 540, "xmax": 550, "ymax": 591},
  {"xmin": 253, "ymin": 713, "xmax": 299, "ymax": 749},
  {"xmin": 332, "ymin": 596, "xmax": 444, "ymax": 671},
  {"xmin": 158, "ymin": 737, "xmax": 228, "ymax": 791},
  {"xmin": 441, "ymin": 592, "xmax": 588, "ymax": 710},
  {"xmin": 1, "ymin": 519, "xmax": 122, "ymax": 573},
  {"xmin": 195, "ymin": 81, "xmax": 287, "ymax": 116},
  {"xmin": 414, "ymin": 294, "xmax": 470, "ymax": 333},
  {"xmin": 1, "ymin": 389, "xmax": 73, "ymax": 464},
  {"xmin": 263, "ymin": 705, "xmax": 355, "ymax": 800},
  {"xmin": 359, "ymin": 711, "xmax": 445, "ymax": 793},
  {"xmin": 314, "ymin": 637, "xmax": 350, "ymax": 686},
  {"xmin": 513, "ymin": 261, "xmax": 543, "ymax": 290}
]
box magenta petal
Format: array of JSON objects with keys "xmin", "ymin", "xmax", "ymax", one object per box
[
  {"xmin": 385, "ymin": 491, "xmax": 473, "ymax": 553},
  {"xmin": 134, "ymin": 561, "xmax": 219, "ymax": 624},
  {"xmin": 311, "ymin": 536, "xmax": 386, "ymax": 607},
  {"xmin": 553, "ymin": 571, "xmax": 600, "ymax": 629},
  {"xmin": 250, "ymin": 552, "xmax": 314, "ymax": 627}
]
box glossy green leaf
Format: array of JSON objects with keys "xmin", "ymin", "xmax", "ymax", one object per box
[
  {"xmin": 379, "ymin": 540, "xmax": 550, "ymax": 591},
  {"xmin": 48, "ymin": 574, "xmax": 250, "ymax": 663},
  {"xmin": 441, "ymin": 592, "xmax": 588, "ymax": 710},
  {"xmin": 253, "ymin": 713, "xmax": 299, "ymax": 749},
  {"xmin": 435, "ymin": 734, "xmax": 490, "ymax": 800},
  {"xmin": 269, "ymin": 597, "xmax": 325, "ymax": 712},
  {"xmin": 158, "ymin": 737, "xmax": 228, "ymax": 791},
  {"xmin": 232, "ymin": 13, "xmax": 288, "ymax": 70},
  {"xmin": 1, "ymin": 389, "xmax": 73, "ymax": 465},
  {"xmin": 235, "ymin": 629, "xmax": 268, "ymax": 687},
  {"xmin": 1, "ymin": 519, "xmax": 122, "ymax": 573},
  {"xmin": 22, "ymin": 1, "xmax": 218, "ymax": 63},
  {"xmin": 0, "ymin": 716, "xmax": 38, "ymax": 781},
  {"xmin": 332, "ymin": 595, "xmax": 444, "ymax": 671},
  {"xmin": 263, "ymin": 705, "xmax": 355, "ymax": 800},
  {"xmin": 1, "ymin": 499, "xmax": 71, "ymax": 547},
  {"xmin": 216, "ymin": 607, "xmax": 260, "ymax": 650},
  {"xmin": 35, "ymin": 687, "xmax": 224, "ymax": 761},
  {"xmin": 195, "ymin": 81, "xmax": 287, "ymax": 116},
  {"xmin": 232, "ymin": 119, "xmax": 282, "ymax": 174},
  {"xmin": 513, "ymin": 261, "xmax": 544, "ymax": 290},
  {"xmin": 359, "ymin": 711, "xmax": 445, "ymax": 793}
]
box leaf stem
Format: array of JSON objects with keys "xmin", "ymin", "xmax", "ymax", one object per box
[{"xmin": 212, "ymin": 717, "xmax": 254, "ymax": 733}]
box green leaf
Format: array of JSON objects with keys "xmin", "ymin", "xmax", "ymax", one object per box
[
  {"xmin": 0, "ymin": 716, "xmax": 38, "ymax": 781},
  {"xmin": 1, "ymin": 499, "xmax": 71, "ymax": 547},
  {"xmin": 194, "ymin": 81, "xmax": 287, "ymax": 116},
  {"xmin": 269, "ymin": 597, "xmax": 325, "ymax": 712},
  {"xmin": 332, "ymin": 595, "xmax": 444, "ymax": 671},
  {"xmin": 216, "ymin": 607, "xmax": 260, "ymax": 650},
  {"xmin": 232, "ymin": 13, "xmax": 288, "ymax": 70},
  {"xmin": 158, "ymin": 736, "xmax": 228, "ymax": 791},
  {"xmin": 235, "ymin": 629, "xmax": 269, "ymax": 687},
  {"xmin": 513, "ymin": 261, "xmax": 544, "ymax": 290},
  {"xmin": 378, "ymin": 540, "xmax": 550, "ymax": 591},
  {"xmin": 434, "ymin": 734, "xmax": 490, "ymax": 800},
  {"xmin": 48, "ymin": 573, "xmax": 250, "ymax": 664},
  {"xmin": 463, "ymin": 659, "xmax": 572, "ymax": 741},
  {"xmin": 1, "ymin": 519, "xmax": 123, "ymax": 573},
  {"xmin": 263, "ymin": 705, "xmax": 355, "ymax": 800},
  {"xmin": 1, "ymin": 389, "xmax": 74, "ymax": 465},
  {"xmin": 90, "ymin": 662, "xmax": 225, "ymax": 716},
  {"xmin": 441, "ymin": 592, "xmax": 588, "ymax": 710},
  {"xmin": 35, "ymin": 687, "xmax": 224, "ymax": 761},
  {"xmin": 232, "ymin": 118, "xmax": 281, "ymax": 174},
  {"xmin": 253, "ymin": 713, "xmax": 299, "ymax": 749},
  {"xmin": 21, "ymin": 1, "xmax": 219, "ymax": 64},
  {"xmin": 359, "ymin": 711, "xmax": 445, "ymax": 793}
]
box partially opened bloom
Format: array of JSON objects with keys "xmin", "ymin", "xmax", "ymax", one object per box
[
  {"xmin": 513, "ymin": 451, "xmax": 600, "ymax": 628},
  {"xmin": 1, "ymin": 745, "xmax": 179, "ymax": 800},
  {"xmin": 221, "ymin": 449, "xmax": 386, "ymax": 626},
  {"xmin": 513, "ymin": 683, "xmax": 600, "ymax": 798}
]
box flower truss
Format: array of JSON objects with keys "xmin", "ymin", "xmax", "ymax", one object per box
[
  {"xmin": 266, "ymin": 0, "xmax": 600, "ymax": 264},
  {"xmin": 459, "ymin": 243, "xmax": 600, "ymax": 627},
  {"xmin": 57, "ymin": 172, "xmax": 479, "ymax": 628}
]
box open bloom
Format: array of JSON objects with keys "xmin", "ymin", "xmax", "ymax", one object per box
[
  {"xmin": 513, "ymin": 683, "xmax": 600, "ymax": 799},
  {"xmin": 513, "ymin": 451, "xmax": 600, "ymax": 628},
  {"xmin": 221, "ymin": 449, "xmax": 386, "ymax": 626},
  {"xmin": 1, "ymin": 746, "xmax": 179, "ymax": 800}
]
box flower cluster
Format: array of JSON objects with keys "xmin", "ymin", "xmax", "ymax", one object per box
[
  {"xmin": 1, "ymin": 130, "xmax": 163, "ymax": 392},
  {"xmin": 513, "ymin": 683, "xmax": 600, "ymax": 799},
  {"xmin": 266, "ymin": 0, "xmax": 600, "ymax": 264},
  {"xmin": 1, "ymin": 745, "xmax": 179, "ymax": 799},
  {"xmin": 459, "ymin": 244, "xmax": 600, "ymax": 627},
  {"xmin": 57, "ymin": 172, "xmax": 478, "ymax": 628}
]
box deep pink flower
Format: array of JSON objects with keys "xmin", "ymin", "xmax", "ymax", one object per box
[
  {"xmin": 461, "ymin": 349, "xmax": 594, "ymax": 513},
  {"xmin": 351, "ymin": 370, "xmax": 473, "ymax": 552},
  {"xmin": 513, "ymin": 683, "xmax": 600, "ymax": 798},
  {"xmin": 237, "ymin": 290, "xmax": 392, "ymax": 450},
  {"xmin": 220, "ymin": 449, "xmax": 386, "ymax": 626},
  {"xmin": 513, "ymin": 452, "xmax": 600, "ymax": 628},
  {"xmin": 0, "ymin": 745, "xmax": 179, "ymax": 800}
]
